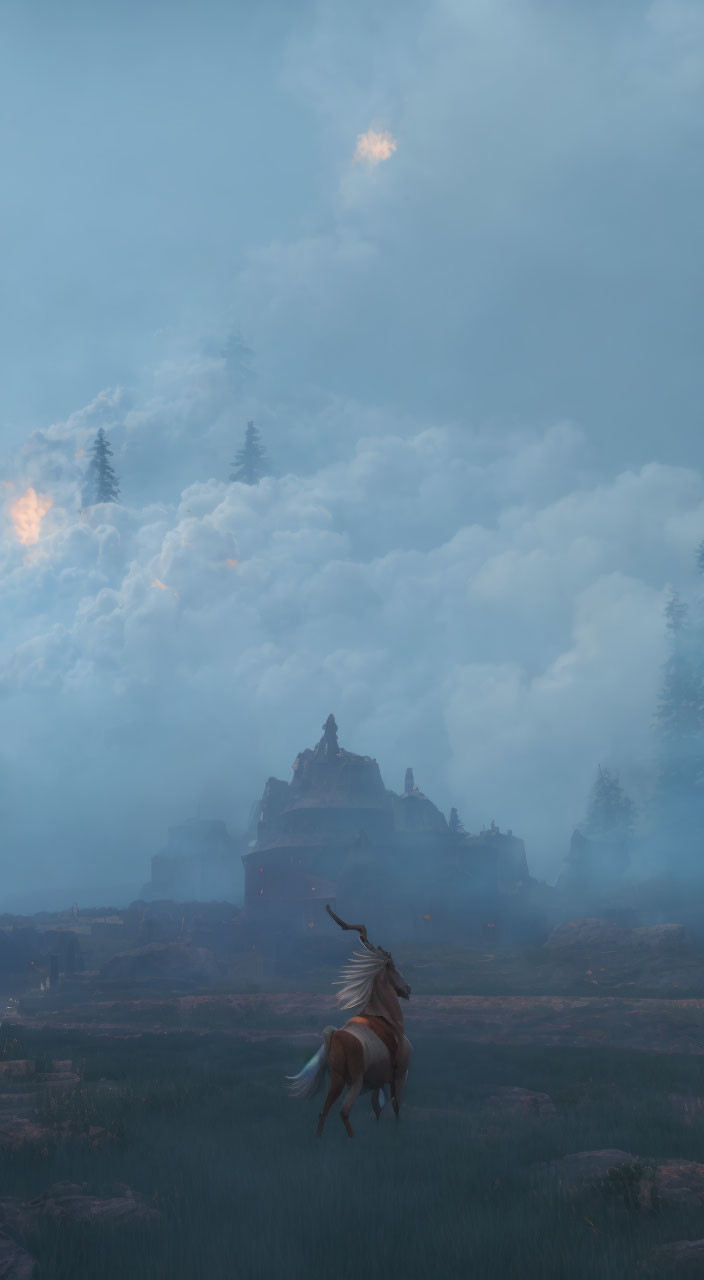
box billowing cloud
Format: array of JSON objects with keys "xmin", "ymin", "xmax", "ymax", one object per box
[{"xmin": 0, "ymin": 366, "xmax": 701, "ymax": 907}]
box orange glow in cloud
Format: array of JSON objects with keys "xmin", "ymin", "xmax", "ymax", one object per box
[
  {"xmin": 10, "ymin": 487, "xmax": 53, "ymax": 546},
  {"xmin": 226, "ymin": 558, "xmax": 239, "ymax": 568},
  {"xmin": 75, "ymin": 449, "xmax": 85, "ymax": 459},
  {"xmin": 152, "ymin": 577, "xmax": 179, "ymax": 599},
  {"xmin": 353, "ymin": 128, "xmax": 397, "ymax": 167}
]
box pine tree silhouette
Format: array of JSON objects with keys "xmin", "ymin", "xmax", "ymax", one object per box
[
  {"xmin": 448, "ymin": 807, "xmax": 466, "ymax": 835},
  {"xmin": 86, "ymin": 429, "xmax": 120, "ymax": 504},
  {"xmin": 656, "ymin": 589, "xmax": 704, "ymax": 805},
  {"xmin": 230, "ymin": 421, "xmax": 268, "ymax": 485},
  {"xmin": 583, "ymin": 766, "xmax": 635, "ymax": 842}
]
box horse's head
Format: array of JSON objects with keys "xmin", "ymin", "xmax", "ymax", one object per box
[
  {"xmin": 325, "ymin": 904, "xmax": 411, "ymax": 999},
  {"xmin": 384, "ymin": 954, "xmax": 412, "ymax": 1000}
]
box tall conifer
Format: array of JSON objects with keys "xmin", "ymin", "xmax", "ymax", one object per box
[
  {"xmin": 229, "ymin": 421, "xmax": 268, "ymax": 485},
  {"xmin": 653, "ymin": 586, "xmax": 704, "ymax": 866},
  {"xmin": 86, "ymin": 429, "xmax": 120, "ymax": 504}
]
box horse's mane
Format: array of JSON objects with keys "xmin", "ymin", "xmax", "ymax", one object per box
[{"xmin": 333, "ymin": 949, "xmax": 387, "ymax": 1012}]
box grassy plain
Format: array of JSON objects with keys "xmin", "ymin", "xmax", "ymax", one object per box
[{"xmin": 2, "ymin": 1018, "xmax": 704, "ymax": 1278}]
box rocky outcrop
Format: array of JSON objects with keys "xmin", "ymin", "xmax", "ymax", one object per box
[
  {"xmin": 0, "ymin": 1057, "xmax": 110, "ymax": 1153},
  {"xmin": 545, "ymin": 1148, "xmax": 637, "ymax": 1189},
  {"xmin": 0, "ymin": 1233, "xmax": 37, "ymax": 1279},
  {"xmin": 651, "ymin": 1238, "xmax": 704, "ymax": 1273},
  {"xmin": 655, "ymin": 1160, "xmax": 704, "ymax": 1207},
  {"xmin": 0, "ymin": 1182, "xmax": 158, "ymax": 1234},
  {"xmin": 545, "ymin": 1149, "xmax": 704, "ymax": 1210}
]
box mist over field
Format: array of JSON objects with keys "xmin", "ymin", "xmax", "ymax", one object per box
[{"xmin": 1, "ymin": 0, "xmax": 704, "ymax": 909}]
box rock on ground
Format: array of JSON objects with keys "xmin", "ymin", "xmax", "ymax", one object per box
[
  {"xmin": 656, "ymin": 1161, "xmax": 704, "ymax": 1207},
  {"xmin": 0, "ymin": 1232, "xmax": 38, "ymax": 1279},
  {"xmin": 0, "ymin": 1183, "xmax": 159, "ymax": 1236},
  {"xmin": 650, "ymin": 1238, "xmax": 704, "ymax": 1275},
  {"xmin": 544, "ymin": 1150, "xmax": 704, "ymax": 1209},
  {"xmin": 545, "ymin": 1149, "xmax": 637, "ymax": 1188}
]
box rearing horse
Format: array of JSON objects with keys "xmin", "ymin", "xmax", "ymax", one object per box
[{"xmin": 286, "ymin": 905, "xmax": 412, "ymax": 1138}]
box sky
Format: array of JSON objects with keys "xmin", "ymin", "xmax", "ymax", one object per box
[{"xmin": 1, "ymin": 0, "xmax": 703, "ymax": 908}]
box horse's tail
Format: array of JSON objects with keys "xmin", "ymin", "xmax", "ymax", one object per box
[{"xmin": 285, "ymin": 1026, "xmax": 336, "ymax": 1099}]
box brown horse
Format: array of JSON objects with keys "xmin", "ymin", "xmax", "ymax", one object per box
[{"xmin": 286, "ymin": 905, "xmax": 412, "ymax": 1137}]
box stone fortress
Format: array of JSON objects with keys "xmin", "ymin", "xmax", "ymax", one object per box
[{"xmin": 149, "ymin": 715, "xmax": 543, "ymax": 943}]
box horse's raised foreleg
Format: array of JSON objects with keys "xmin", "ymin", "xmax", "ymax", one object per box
[
  {"xmin": 340, "ymin": 1075, "xmax": 363, "ymax": 1138},
  {"xmin": 317, "ymin": 1070, "xmax": 344, "ymax": 1137}
]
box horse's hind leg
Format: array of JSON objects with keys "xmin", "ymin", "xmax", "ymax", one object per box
[
  {"xmin": 371, "ymin": 1089, "xmax": 383, "ymax": 1122},
  {"xmin": 340, "ymin": 1075, "xmax": 363, "ymax": 1138},
  {"xmin": 391, "ymin": 1070, "xmax": 408, "ymax": 1119},
  {"xmin": 317, "ymin": 1070, "xmax": 344, "ymax": 1137}
]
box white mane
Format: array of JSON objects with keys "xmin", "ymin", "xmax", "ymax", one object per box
[{"xmin": 333, "ymin": 948, "xmax": 387, "ymax": 1012}]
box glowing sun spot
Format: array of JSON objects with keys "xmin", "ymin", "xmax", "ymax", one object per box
[
  {"xmin": 353, "ymin": 128, "xmax": 397, "ymax": 167},
  {"xmin": 10, "ymin": 488, "xmax": 53, "ymax": 545}
]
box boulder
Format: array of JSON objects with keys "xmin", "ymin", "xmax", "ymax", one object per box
[
  {"xmin": 0, "ymin": 1232, "xmax": 38, "ymax": 1279},
  {"xmin": 544, "ymin": 1151, "xmax": 704, "ymax": 1209},
  {"xmin": 655, "ymin": 1161, "xmax": 704, "ymax": 1207},
  {"xmin": 0, "ymin": 1183, "xmax": 159, "ymax": 1235},
  {"xmin": 650, "ymin": 1239, "xmax": 704, "ymax": 1275},
  {"xmin": 24, "ymin": 1182, "xmax": 158, "ymax": 1224},
  {"xmin": 100, "ymin": 942, "xmax": 223, "ymax": 984},
  {"xmin": 545, "ymin": 1148, "xmax": 636, "ymax": 1189}
]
